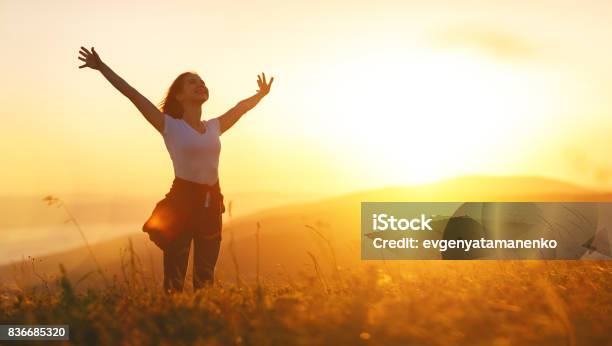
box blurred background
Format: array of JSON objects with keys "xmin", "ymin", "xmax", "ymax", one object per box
[{"xmin": 1, "ymin": 0, "xmax": 612, "ymax": 263}]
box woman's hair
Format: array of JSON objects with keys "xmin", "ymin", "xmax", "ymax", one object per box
[{"xmin": 159, "ymin": 72, "xmax": 194, "ymax": 119}]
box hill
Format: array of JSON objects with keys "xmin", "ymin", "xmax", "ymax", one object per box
[{"xmin": 2, "ymin": 175, "xmax": 611, "ymax": 289}]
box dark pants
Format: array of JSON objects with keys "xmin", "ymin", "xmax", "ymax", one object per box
[{"xmin": 162, "ymin": 182, "xmax": 223, "ymax": 293}]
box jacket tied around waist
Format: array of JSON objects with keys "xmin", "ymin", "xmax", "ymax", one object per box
[{"xmin": 142, "ymin": 177, "xmax": 225, "ymax": 250}]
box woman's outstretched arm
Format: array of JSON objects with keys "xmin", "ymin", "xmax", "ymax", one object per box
[
  {"xmin": 78, "ymin": 46, "xmax": 164, "ymax": 134},
  {"xmin": 217, "ymin": 73, "xmax": 274, "ymax": 134}
]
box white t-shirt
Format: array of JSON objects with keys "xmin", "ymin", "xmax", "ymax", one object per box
[{"xmin": 162, "ymin": 113, "xmax": 221, "ymax": 185}]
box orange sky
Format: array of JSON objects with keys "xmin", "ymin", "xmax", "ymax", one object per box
[{"xmin": 1, "ymin": 0, "xmax": 612, "ymax": 202}]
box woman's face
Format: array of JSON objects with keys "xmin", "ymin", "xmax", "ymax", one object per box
[{"xmin": 177, "ymin": 73, "xmax": 209, "ymax": 104}]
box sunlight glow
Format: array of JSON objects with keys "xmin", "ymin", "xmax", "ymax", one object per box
[{"xmin": 314, "ymin": 48, "xmax": 556, "ymax": 184}]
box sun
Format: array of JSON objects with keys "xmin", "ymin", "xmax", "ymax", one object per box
[{"xmin": 312, "ymin": 48, "xmax": 555, "ymax": 185}]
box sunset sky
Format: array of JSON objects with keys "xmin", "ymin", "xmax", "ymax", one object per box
[{"xmin": 2, "ymin": 0, "xmax": 612, "ymax": 201}]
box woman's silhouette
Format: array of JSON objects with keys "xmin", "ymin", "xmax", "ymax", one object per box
[{"xmin": 77, "ymin": 46, "xmax": 273, "ymax": 293}]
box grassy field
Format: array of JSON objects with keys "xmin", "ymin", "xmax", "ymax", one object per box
[
  {"xmin": 1, "ymin": 260, "xmax": 610, "ymax": 345},
  {"xmin": 3, "ymin": 179, "xmax": 612, "ymax": 345}
]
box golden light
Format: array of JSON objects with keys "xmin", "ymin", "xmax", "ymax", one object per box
[{"xmin": 312, "ymin": 47, "xmax": 558, "ymax": 184}]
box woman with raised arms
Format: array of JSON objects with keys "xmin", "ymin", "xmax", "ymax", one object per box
[{"xmin": 77, "ymin": 46, "xmax": 273, "ymax": 293}]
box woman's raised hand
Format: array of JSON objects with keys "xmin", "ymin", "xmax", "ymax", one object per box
[
  {"xmin": 256, "ymin": 72, "xmax": 274, "ymax": 97},
  {"xmin": 78, "ymin": 46, "xmax": 103, "ymax": 70}
]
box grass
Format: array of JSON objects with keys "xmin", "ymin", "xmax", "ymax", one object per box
[
  {"xmin": 1, "ymin": 260, "xmax": 610, "ymax": 345},
  {"xmin": 0, "ymin": 195, "xmax": 610, "ymax": 345}
]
